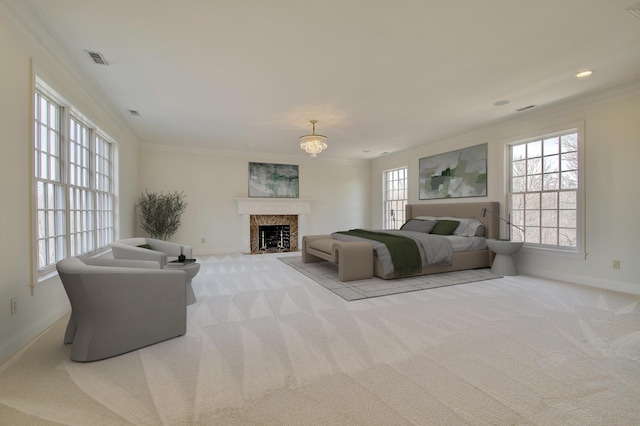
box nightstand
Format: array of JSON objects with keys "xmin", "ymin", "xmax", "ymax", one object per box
[{"xmin": 486, "ymin": 239, "xmax": 524, "ymax": 276}]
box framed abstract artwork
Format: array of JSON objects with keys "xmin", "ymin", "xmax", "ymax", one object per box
[
  {"xmin": 248, "ymin": 162, "xmax": 299, "ymax": 198},
  {"xmin": 419, "ymin": 143, "xmax": 487, "ymax": 199}
]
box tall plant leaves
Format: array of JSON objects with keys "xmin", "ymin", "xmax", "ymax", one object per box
[{"xmin": 137, "ymin": 190, "xmax": 188, "ymax": 240}]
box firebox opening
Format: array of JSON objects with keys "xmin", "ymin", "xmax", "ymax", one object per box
[{"xmin": 258, "ymin": 225, "xmax": 290, "ymax": 253}]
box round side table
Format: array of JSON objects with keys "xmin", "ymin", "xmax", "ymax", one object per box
[
  {"xmin": 165, "ymin": 262, "xmax": 200, "ymax": 305},
  {"xmin": 486, "ymin": 239, "xmax": 524, "ymax": 276}
]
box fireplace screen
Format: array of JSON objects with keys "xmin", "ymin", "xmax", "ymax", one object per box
[{"xmin": 258, "ymin": 225, "xmax": 290, "ymax": 253}]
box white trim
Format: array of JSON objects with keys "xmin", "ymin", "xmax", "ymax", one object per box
[
  {"xmin": 0, "ymin": 303, "xmax": 69, "ymax": 367},
  {"xmin": 519, "ymin": 245, "xmax": 587, "ymax": 260},
  {"xmin": 139, "ymin": 143, "xmax": 368, "ymax": 166},
  {"xmin": 30, "ymin": 60, "xmax": 37, "ymax": 288},
  {"xmin": 519, "ymin": 268, "xmax": 640, "ymax": 296}
]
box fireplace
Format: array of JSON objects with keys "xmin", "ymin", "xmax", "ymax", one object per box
[{"xmin": 236, "ymin": 198, "xmax": 311, "ymax": 254}]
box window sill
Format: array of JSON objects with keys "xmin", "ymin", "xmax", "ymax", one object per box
[
  {"xmin": 34, "ymin": 248, "xmax": 113, "ymax": 285},
  {"xmin": 36, "ymin": 268, "xmax": 59, "ymax": 285},
  {"xmin": 519, "ymin": 245, "xmax": 587, "ymax": 260}
]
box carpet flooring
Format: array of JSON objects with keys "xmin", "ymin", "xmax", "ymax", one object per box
[
  {"xmin": 1, "ymin": 252, "xmax": 640, "ymax": 425},
  {"xmin": 279, "ymin": 256, "xmax": 502, "ymax": 300}
]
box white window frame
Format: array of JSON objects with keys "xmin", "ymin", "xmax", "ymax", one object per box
[
  {"xmin": 33, "ymin": 79, "xmax": 115, "ymax": 281},
  {"xmin": 383, "ymin": 166, "xmax": 408, "ymax": 229},
  {"xmin": 95, "ymin": 135, "xmax": 115, "ymax": 249},
  {"xmin": 506, "ymin": 122, "xmax": 585, "ymax": 255},
  {"xmin": 34, "ymin": 89, "xmax": 66, "ymax": 274}
]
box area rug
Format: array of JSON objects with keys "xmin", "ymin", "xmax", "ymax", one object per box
[{"xmin": 278, "ymin": 256, "xmax": 502, "ymax": 300}]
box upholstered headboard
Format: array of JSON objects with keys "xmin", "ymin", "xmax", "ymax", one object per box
[{"xmin": 405, "ymin": 202, "xmax": 500, "ymax": 240}]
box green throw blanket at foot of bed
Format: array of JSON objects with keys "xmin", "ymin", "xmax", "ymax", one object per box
[{"xmin": 336, "ymin": 229, "xmax": 422, "ymax": 278}]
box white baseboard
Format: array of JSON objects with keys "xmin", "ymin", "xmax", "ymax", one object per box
[
  {"xmin": 0, "ymin": 304, "xmax": 69, "ymax": 367},
  {"xmin": 193, "ymin": 248, "xmax": 303, "ymax": 256},
  {"xmin": 520, "ymin": 267, "xmax": 640, "ymax": 296},
  {"xmin": 192, "ymin": 248, "xmax": 242, "ymax": 256}
]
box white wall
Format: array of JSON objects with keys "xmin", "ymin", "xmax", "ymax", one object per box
[
  {"xmin": 0, "ymin": 9, "xmax": 140, "ymax": 363},
  {"xmin": 137, "ymin": 148, "xmax": 372, "ymax": 254},
  {"xmin": 372, "ymin": 81, "xmax": 640, "ymax": 294}
]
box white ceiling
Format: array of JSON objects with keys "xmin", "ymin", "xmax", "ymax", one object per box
[{"xmin": 4, "ymin": 0, "xmax": 640, "ymax": 160}]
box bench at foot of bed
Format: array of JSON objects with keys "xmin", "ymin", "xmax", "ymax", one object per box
[{"xmin": 302, "ymin": 235, "xmax": 374, "ymax": 282}]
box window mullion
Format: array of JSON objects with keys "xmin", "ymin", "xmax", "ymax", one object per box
[
  {"xmin": 90, "ymin": 129, "xmax": 96, "ymax": 253},
  {"xmin": 62, "ymin": 108, "xmax": 73, "ymax": 261}
]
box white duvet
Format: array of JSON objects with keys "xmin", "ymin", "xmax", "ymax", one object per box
[{"xmin": 447, "ymin": 235, "xmax": 488, "ymax": 252}]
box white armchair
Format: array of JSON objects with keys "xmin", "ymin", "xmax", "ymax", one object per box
[
  {"xmin": 110, "ymin": 238, "xmax": 193, "ymax": 268},
  {"xmin": 56, "ymin": 257, "xmax": 187, "ymax": 362}
]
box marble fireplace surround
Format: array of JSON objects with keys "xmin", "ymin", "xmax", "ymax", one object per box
[{"xmin": 236, "ymin": 198, "xmax": 311, "ymax": 254}]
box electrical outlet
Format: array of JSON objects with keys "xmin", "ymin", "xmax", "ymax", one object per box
[
  {"xmin": 10, "ymin": 297, "xmax": 17, "ymax": 315},
  {"xmin": 613, "ymin": 260, "xmax": 621, "ymax": 270}
]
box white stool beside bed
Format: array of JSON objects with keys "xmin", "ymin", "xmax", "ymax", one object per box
[{"xmin": 486, "ymin": 239, "xmax": 524, "ymax": 276}]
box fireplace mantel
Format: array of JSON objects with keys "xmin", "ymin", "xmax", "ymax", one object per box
[
  {"xmin": 236, "ymin": 198, "xmax": 311, "ymax": 216},
  {"xmin": 236, "ymin": 198, "xmax": 311, "ymax": 253}
]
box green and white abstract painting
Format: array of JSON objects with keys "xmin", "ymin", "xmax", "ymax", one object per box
[
  {"xmin": 419, "ymin": 143, "xmax": 487, "ymax": 199},
  {"xmin": 248, "ymin": 162, "xmax": 299, "ymax": 198}
]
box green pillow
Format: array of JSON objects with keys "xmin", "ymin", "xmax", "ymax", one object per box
[
  {"xmin": 137, "ymin": 244, "xmax": 153, "ymax": 249},
  {"xmin": 430, "ymin": 220, "xmax": 460, "ymax": 235}
]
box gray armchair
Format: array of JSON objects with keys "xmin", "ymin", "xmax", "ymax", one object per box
[
  {"xmin": 111, "ymin": 238, "xmax": 199, "ymax": 304},
  {"xmin": 56, "ymin": 257, "xmax": 188, "ymax": 362}
]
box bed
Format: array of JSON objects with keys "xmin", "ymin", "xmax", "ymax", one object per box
[{"xmin": 302, "ymin": 201, "xmax": 499, "ymax": 281}]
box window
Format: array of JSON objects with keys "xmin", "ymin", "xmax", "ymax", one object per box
[
  {"xmin": 95, "ymin": 136, "xmax": 115, "ymax": 249},
  {"xmin": 34, "ymin": 84, "xmax": 115, "ymax": 276},
  {"xmin": 508, "ymin": 128, "xmax": 582, "ymax": 251},
  {"xmin": 34, "ymin": 92, "xmax": 65, "ymax": 270},
  {"xmin": 383, "ymin": 167, "xmax": 408, "ymax": 229}
]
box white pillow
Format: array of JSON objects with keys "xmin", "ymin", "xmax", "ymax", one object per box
[
  {"xmin": 459, "ymin": 220, "xmax": 485, "ymax": 237},
  {"xmin": 415, "ymin": 216, "xmax": 484, "ymax": 237}
]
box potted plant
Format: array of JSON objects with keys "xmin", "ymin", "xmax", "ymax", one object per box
[{"xmin": 137, "ymin": 189, "xmax": 188, "ymax": 241}]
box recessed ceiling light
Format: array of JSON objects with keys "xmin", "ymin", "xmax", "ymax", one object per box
[
  {"xmin": 494, "ymin": 100, "xmax": 510, "ymax": 106},
  {"xmin": 575, "ymin": 70, "xmax": 593, "ymax": 78}
]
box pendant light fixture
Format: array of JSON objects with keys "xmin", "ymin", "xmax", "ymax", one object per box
[{"xmin": 299, "ymin": 119, "xmax": 327, "ymax": 157}]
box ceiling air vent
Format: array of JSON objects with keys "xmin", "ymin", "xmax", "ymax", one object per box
[
  {"xmin": 515, "ymin": 105, "xmax": 536, "ymax": 112},
  {"xmin": 627, "ymin": 3, "xmax": 640, "ymax": 20},
  {"xmin": 86, "ymin": 50, "xmax": 108, "ymax": 65}
]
